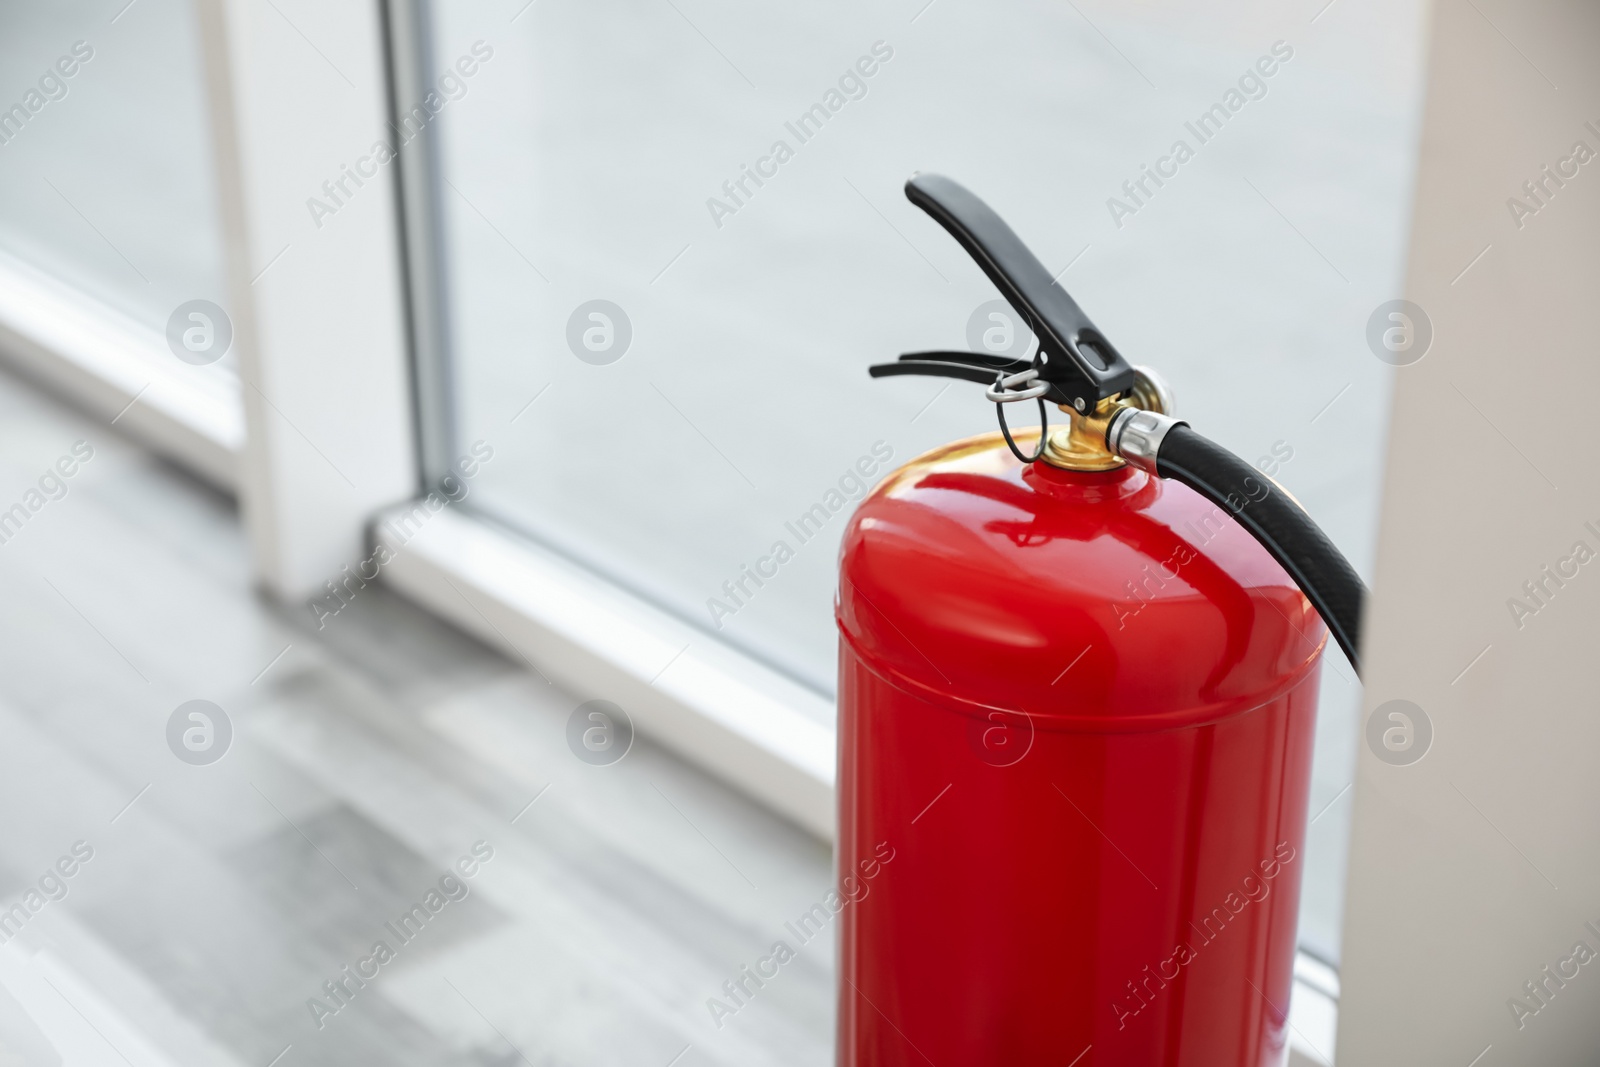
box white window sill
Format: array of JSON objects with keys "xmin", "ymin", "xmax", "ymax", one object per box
[
  {"xmin": 1291, "ymin": 951, "xmax": 1339, "ymax": 1064},
  {"xmin": 371, "ymin": 502, "xmax": 836, "ymax": 838},
  {"xmin": 0, "ymin": 250, "xmax": 241, "ymax": 492}
]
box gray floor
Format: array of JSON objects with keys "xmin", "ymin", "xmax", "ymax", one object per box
[{"xmin": 0, "ymin": 364, "xmax": 832, "ymax": 1066}]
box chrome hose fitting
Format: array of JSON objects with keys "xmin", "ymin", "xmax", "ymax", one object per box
[{"xmin": 1107, "ymin": 408, "xmax": 1185, "ymax": 475}]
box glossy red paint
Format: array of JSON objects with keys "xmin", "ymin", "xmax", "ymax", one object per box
[{"xmin": 836, "ymin": 430, "xmax": 1326, "ymax": 1066}]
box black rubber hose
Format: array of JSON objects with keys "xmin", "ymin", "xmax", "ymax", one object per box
[{"xmin": 1155, "ymin": 424, "xmax": 1366, "ymax": 676}]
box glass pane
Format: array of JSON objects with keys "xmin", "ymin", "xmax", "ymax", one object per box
[
  {"xmin": 0, "ymin": 0, "xmax": 225, "ymax": 337},
  {"xmin": 421, "ymin": 0, "xmax": 1426, "ymax": 963}
]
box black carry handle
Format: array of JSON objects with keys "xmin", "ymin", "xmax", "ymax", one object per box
[
  {"xmin": 868, "ymin": 349, "xmax": 1031, "ymax": 387},
  {"xmin": 869, "ymin": 358, "xmax": 1014, "ymax": 388},
  {"xmin": 903, "ymin": 174, "xmax": 1136, "ymax": 410}
]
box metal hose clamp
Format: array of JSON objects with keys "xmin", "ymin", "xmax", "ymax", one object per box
[{"xmin": 1107, "ymin": 408, "xmax": 1186, "ymax": 475}]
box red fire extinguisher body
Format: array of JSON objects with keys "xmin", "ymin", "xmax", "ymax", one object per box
[{"xmin": 836, "ymin": 432, "xmax": 1325, "ymax": 1066}]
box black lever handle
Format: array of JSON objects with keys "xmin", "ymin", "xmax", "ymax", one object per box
[{"xmin": 904, "ymin": 174, "xmax": 1136, "ymax": 410}]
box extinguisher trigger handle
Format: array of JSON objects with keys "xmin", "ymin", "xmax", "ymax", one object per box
[{"xmin": 903, "ymin": 173, "xmax": 1138, "ymax": 409}]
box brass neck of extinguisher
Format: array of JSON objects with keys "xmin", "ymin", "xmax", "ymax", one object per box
[
  {"xmin": 1040, "ymin": 397, "xmax": 1131, "ymax": 471},
  {"xmin": 1040, "ymin": 366, "xmax": 1174, "ymax": 471}
]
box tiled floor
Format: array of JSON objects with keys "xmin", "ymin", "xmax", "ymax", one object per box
[{"xmin": 0, "ymin": 365, "xmax": 833, "ymax": 1065}]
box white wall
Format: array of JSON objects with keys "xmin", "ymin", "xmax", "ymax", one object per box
[{"xmin": 1338, "ymin": 0, "xmax": 1600, "ymax": 1061}]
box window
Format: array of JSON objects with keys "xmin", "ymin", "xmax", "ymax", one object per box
[
  {"xmin": 0, "ymin": 1, "xmax": 237, "ymax": 488},
  {"xmin": 404, "ymin": 0, "xmax": 1426, "ymax": 963},
  {"xmin": 0, "ymin": 1, "xmax": 225, "ymax": 341}
]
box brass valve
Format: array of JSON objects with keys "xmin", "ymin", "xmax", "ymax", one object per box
[{"xmin": 1040, "ymin": 367, "xmax": 1174, "ymax": 472}]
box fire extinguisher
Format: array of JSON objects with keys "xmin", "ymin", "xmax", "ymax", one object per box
[{"xmin": 836, "ymin": 174, "xmax": 1365, "ymax": 1065}]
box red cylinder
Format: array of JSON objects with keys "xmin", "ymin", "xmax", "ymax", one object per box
[{"xmin": 836, "ymin": 430, "xmax": 1325, "ymax": 1066}]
